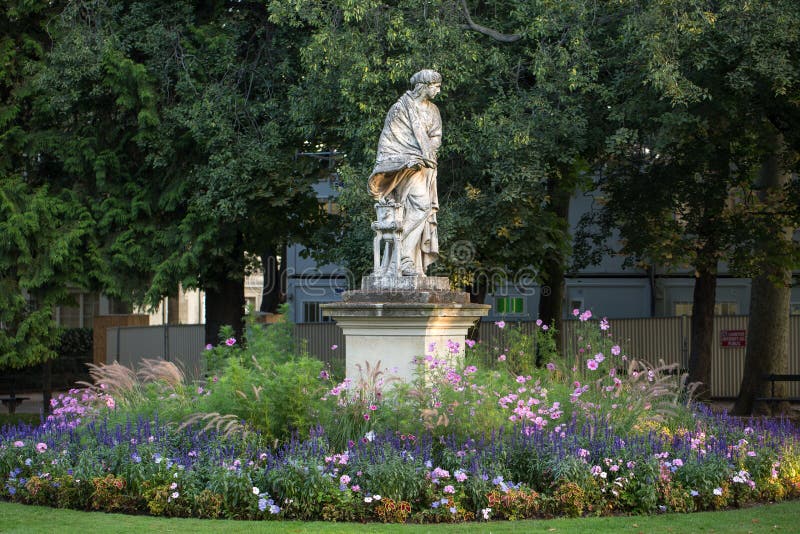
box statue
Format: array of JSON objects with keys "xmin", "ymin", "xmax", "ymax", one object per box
[{"xmin": 368, "ymin": 69, "xmax": 442, "ymax": 277}]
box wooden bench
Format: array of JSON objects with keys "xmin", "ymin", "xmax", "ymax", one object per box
[
  {"xmin": 756, "ymin": 374, "xmax": 800, "ymax": 408},
  {"xmin": 0, "ymin": 394, "xmax": 30, "ymax": 414}
]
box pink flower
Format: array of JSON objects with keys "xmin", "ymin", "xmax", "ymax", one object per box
[
  {"xmin": 225, "ymin": 337, "xmax": 236, "ymax": 346},
  {"xmin": 600, "ymin": 318, "xmax": 610, "ymax": 330},
  {"xmin": 579, "ymin": 310, "xmax": 592, "ymax": 322},
  {"xmin": 495, "ymin": 320, "xmax": 506, "ymax": 329},
  {"xmin": 105, "ymin": 397, "xmax": 116, "ymax": 409},
  {"xmin": 331, "ymin": 344, "xmax": 338, "ymax": 350},
  {"xmin": 340, "ymin": 474, "xmax": 351, "ymax": 485},
  {"xmin": 464, "ymin": 365, "xmax": 477, "ymax": 375},
  {"xmin": 516, "ymin": 376, "xmax": 526, "ymax": 384},
  {"xmin": 443, "ymin": 485, "xmax": 455, "ymax": 494},
  {"xmin": 13, "ymin": 441, "xmax": 24, "ymax": 448},
  {"xmin": 542, "ymin": 325, "xmax": 549, "ymax": 331},
  {"xmin": 594, "ymin": 352, "xmax": 605, "ymax": 363},
  {"xmin": 363, "ymin": 414, "xmax": 370, "ymax": 421},
  {"xmin": 572, "ymin": 309, "xmax": 580, "ymax": 316},
  {"xmin": 465, "ymin": 339, "xmax": 476, "ymax": 348},
  {"xmin": 611, "ymin": 345, "xmax": 621, "ymax": 356},
  {"xmin": 369, "ymin": 404, "xmax": 378, "ymax": 411},
  {"xmin": 351, "ymin": 484, "xmax": 360, "ymax": 492},
  {"xmin": 35, "ymin": 442, "xmax": 47, "ymax": 453},
  {"xmin": 497, "ymin": 354, "xmax": 506, "ymax": 362},
  {"xmin": 587, "ymin": 359, "xmax": 599, "ymax": 371}
]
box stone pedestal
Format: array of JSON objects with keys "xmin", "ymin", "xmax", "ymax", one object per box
[{"xmin": 321, "ymin": 278, "xmax": 490, "ymax": 382}]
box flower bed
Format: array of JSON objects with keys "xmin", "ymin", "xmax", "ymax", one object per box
[{"xmin": 1, "ymin": 313, "xmax": 799, "ymax": 522}]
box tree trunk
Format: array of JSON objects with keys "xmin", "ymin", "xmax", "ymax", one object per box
[
  {"xmin": 42, "ymin": 359, "xmax": 52, "ymax": 416},
  {"xmin": 687, "ymin": 263, "xmax": 717, "ymax": 400},
  {"xmin": 204, "ymin": 231, "xmax": 247, "ymax": 346},
  {"xmin": 733, "ymin": 269, "xmax": 791, "ymax": 415},
  {"xmin": 259, "ymin": 244, "xmax": 282, "ymax": 314},
  {"xmin": 733, "ymin": 137, "xmax": 794, "ymax": 415},
  {"xmin": 538, "ymin": 174, "xmax": 571, "ymax": 354},
  {"xmin": 204, "ymin": 273, "xmax": 245, "ymax": 347}
]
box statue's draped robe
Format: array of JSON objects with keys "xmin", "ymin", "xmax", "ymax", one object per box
[{"xmin": 368, "ymin": 91, "xmax": 441, "ymax": 274}]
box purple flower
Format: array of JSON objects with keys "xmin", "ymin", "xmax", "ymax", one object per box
[
  {"xmin": 225, "ymin": 337, "xmax": 236, "ymax": 346},
  {"xmin": 495, "ymin": 321, "xmax": 506, "ymax": 329},
  {"xmin": 330, "ymin": 344, "xmax": 338, "ymax": 350},
  {"xmin": 319, "ymin": 370, "xmax": 329, "ymax": 380},
  {"xmin": 465, "ymin": 339, "xmax": 476, "ymax": 348},
  {"xmin": 546, "ymin": 363, "xmax": 556, "ymax": 371},
  {"xmin": 205, "ymin": 343, "xmax": 213, "ymax": 350},
  {"xmin": 258, "ymin": 498, "xmax": 267, "ymax": 511}
]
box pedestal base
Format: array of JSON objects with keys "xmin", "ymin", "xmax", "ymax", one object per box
[{"xmin": 321, "ymin": 298, "xmax": 490, "ymax": 382}]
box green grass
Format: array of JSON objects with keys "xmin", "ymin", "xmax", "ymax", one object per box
[{"xmin": 1, "ymin": 500, "xmax": 798, "ymax": 533}]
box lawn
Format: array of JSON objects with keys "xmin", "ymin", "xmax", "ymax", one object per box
[{"xmin": 1, "ymin": 499, "xmax": 798, "ymax": 533}]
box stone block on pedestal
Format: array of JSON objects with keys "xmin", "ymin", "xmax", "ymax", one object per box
[{"xmin": 321, "ymin": 280, "xmax": 489, "ymax": 382}]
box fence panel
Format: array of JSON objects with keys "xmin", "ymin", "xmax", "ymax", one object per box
[
  {"xmin": 710, "ymin": 316, "xmax": 749, "ymax": 398},
  {"xmin": 294, "ymin": 323, "xmax": 346, "ymax": 371},
  {"xmin": 106, "ymin": 325, "xmax": 205, "ymax": 381}
]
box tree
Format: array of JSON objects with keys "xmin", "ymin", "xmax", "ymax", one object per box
[
  {"xmin": 31, "ymin": 1, "xmax": 325, "ymax": 344},
  {"xmin": 575, "ymin": 0, "xmax": 800, "ymax": 400},
  {"xmin": 0, "ymin": 1, "xmax": 97, "ymax": 381}
]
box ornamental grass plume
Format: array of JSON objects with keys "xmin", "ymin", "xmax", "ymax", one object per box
[
  {"xmin": 179, "ymin": 412, "xmax": 249, "ymax": 439},
  {"xmin": 137, "ymin": 359, "xmax": 185, "ymax": 388},
  {"xmin": 81, "ymin": 362, "xmax": 137, "ymax": 394}
]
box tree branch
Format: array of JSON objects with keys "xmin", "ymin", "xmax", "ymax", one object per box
[{"xmin": 459, "ymin": 0, "xmax": 522, "ymax": 43}]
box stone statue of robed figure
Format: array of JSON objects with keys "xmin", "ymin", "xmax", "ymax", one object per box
[{"xmin": 368, "ymin": 69, "xmax": 442, "ymax": 277}]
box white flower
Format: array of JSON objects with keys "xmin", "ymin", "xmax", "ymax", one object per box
[
  {"xmin": 364, "ymin": 430, "xmax": 376, "ymax": 442},
  {"xmin": 373, "ymin": 494, "xmax": 382, "ymax": 500},
  {"xmin": 364, "ymin": 497, "xmax": 373, "ymax": 503},
  {"xmin": 713, "ymin": 487, "xmax": 723, "ymax": 496},
  {"xmin": 252, "ymin": 486, "xmax": 260, "ymax": 495},
  {"xmin": 481, "ymin": 507, "xmax": 492, "ymax": 520}
]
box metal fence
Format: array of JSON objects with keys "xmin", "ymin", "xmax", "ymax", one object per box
[
  {"xmin": 106, "ymin": 316, "xmax": 800, "ymax": 398},
  {"xmin": 105, "ymin": 324, "xmax": 205, "ymax": 381}
]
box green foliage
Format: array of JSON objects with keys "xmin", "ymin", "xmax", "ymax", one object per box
[
  {"xmin": 57, "ymin": 328, "xmax": 93, "ymax": 360},
  {"xmin": 292, "ymin": 0, "xmax": 597, "ymax": 289}
]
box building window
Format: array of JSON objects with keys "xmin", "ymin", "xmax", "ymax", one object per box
[
  {"xmin": 495, "ymin": 297, "xmax": 524, "ymax": 315},
  {"xmin": 673, "ymin": 301, "xmax": 739, "ymax": 316},
  {"xmin": 303, "ymin": 302, "xmax": 332, "ymax": 323}
]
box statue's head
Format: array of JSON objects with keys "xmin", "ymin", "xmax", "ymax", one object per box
[{"xmin": 410, "ymin": 69, "xmax": 442, "ymax": 99}]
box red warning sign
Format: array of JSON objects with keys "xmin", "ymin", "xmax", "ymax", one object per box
[{"xmin": 721, "ymin": 330, "xmax": 746, "ymax": 348}]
